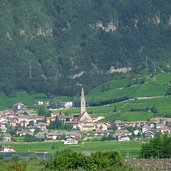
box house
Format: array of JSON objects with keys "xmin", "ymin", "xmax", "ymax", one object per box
[
  {"xmin": 13, "ymin": 103, "xmax": 26, "ymax": 111},
  {"xmin": 59, "ymin": 115, "xmax": 73, "ymax": 123},
  {"xmin": 46, "ymin": 132, "xmax": 64, "ymax": 140},
  {"xmin": 143, "ymin": 130, "xmax": 155, "ymax": 138},
  {"xmin": 149, "ymin": 122, "xmax": 157, "ymax": 129},
  {"xmin": 60, "ymin": 102, "xmax": 73, "ymax": 108},
  {"xmin": 149, "ymin": 117, "xmax": 162, "ymax": 124},
  {"xmin": 0, "ymin": 123, "xmax": 7, "ymax": 132},
  {"xmin": 157, "ymin": 126, "xmax": 170, "ymax": 134},
  {"xmin": 35, "ymin": 131, "xmax": 47, "ymax": 139},
  {"xmin": 142, "ymin": 125, "xmax": 150, "ymax": 133},
  {"xmin": 118, "ymin": 135, "xmax": 130, "ymax": 141},
  {"xmin": 115, "ymin": 129, "xmax": 131, "ymax": 137},
  {"xmin": 92, "ymin": 130, "xmax": 107, "ymax": 136},
  {"xmin": 35, "ymin": 101, "xmax": 44, "ymax": 105},
  {"xmin": 114, "ymin": 129, "xmax": 131, "ymax": 141},
  {"xmin": 1, "ymin": 146, "xmax": 16, "ymax": 152},
  {"xmin": 78, "ymin": 122, "xmax": 96, "ymax": 132},
  {"xmin": 10, "ymin": 118, "xmax": 18, "ymax": 127},
  {"xmin": 134, "ymin": 130, "xmax": 141, "ymax": 136},
  {"xmin": 96, "ymin": 123, "xmax": 108, "ymax": 131},
  {"xmin": 64, "ymin": 136, "xmax": 78, "ymax": 144},
  {"xmin": 65, "ymin": 131, "xmax": 81, "ymax": 139},
  {"xmin": 3, "ymin": 133, "xmax": 12, "ymax": 142},
  {"xmin": 34, "ymin": 122, "xmax": 47, "ymax": 131},
  {"xmin": 18, "ymin": 130, "xmax": 34, "ymax": 136},
  {"xmin": 0, "ymin": 109, "xmax": 14, "ymax": 116},
  {"xmin": 51, "ymin": 112, "xmax": 60, "ymax": 118}
]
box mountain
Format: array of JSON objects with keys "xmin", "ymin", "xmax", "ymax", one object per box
[{"xmin": 1, "ymin": 0, "xmax": 171, "ymax": 96}]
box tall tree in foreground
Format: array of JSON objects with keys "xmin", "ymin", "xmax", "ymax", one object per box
[{"xmin": 141, "ymin": 134, "xmax": 171, "ymax": 158}]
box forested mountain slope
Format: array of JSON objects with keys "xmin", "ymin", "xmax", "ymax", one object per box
[{"xmin": 1, "ymin": 0, "xmax": 171, "ymax": 96}]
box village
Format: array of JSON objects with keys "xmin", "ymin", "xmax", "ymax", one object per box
[{"xmin": 0, "ymin": 87, "xmax": 171, "ymax": 152}]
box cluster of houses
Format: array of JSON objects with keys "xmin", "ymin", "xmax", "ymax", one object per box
[
  {"xmin": 113, "ymin": 117, "xmax": 171, "ymax": 141},
  {"xmin": 0, "ymin": 87, "xmax": 171, "ymax": 151},
  {"xmin": 0, "ymin": 88, "xmax": 110, "ymax": 147},
  {"xmin": 36, "ymin": 100, "xmax": 73, "ymax": 109}
]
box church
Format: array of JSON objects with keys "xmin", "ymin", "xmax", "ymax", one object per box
[
  {"xmin": 78, "ymin": 87, "xmax": 93, "ymax": 123},
  {"xmin": 74, "ymin": 86, "xmax": 108, "ymax": 132}
]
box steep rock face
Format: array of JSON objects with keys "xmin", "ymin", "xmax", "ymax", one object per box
[{"xmin": 1, "ymin": 0, "xmax": 171, "ymax": 95}]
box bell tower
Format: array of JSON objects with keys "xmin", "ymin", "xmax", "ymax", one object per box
[{"xmin": 81, "ymin": 86, "xmax": 86, "ymax": 114}]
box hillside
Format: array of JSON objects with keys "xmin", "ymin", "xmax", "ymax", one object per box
[
  {"xmin": 0, "ymin": 73, "xmax": 170, "ymax": 121},
  {"xmin": 58, "ymin": 73, "xmax": 171, "ymax": 121},
  {"xmin": 1, "ymin": 0, "xmax": 171, "ymax": 95}
]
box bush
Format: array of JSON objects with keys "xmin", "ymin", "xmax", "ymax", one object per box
[{"xmin": 45, "ymin": 150, "xmax": 133, "ymax": 171}]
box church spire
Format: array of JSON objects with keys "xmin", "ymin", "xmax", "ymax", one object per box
[
  {"xmin": 81, "ymin": 86, "xmax": 84, "ymax": 98},
  {"xmin": 81, "ymin": 86, "xmax": 86, "ymax": 114}
]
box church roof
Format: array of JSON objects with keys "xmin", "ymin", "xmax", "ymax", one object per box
[{"xmin": 78, "ymin": 111, "xmax": 93, "ymax": 123}]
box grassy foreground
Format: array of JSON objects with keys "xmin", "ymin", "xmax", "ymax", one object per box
[{"xmin": 3, "ymin": 141, "xmax": 142, "ymax": 155}]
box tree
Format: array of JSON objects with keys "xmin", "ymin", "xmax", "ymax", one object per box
[
  {"xmin": 126, "ymin": 126, "xmax": 136, "ymax": 133},
  {"xmin": 48, "ymin": 116, "xmax": 72, "ymax": 130},
  {"xmin": 6, "ymin": 125, "xmax": 16, "ymax": 136},
  {"xmin": 101, "ymin": 133, "xmax": 114, "ymax": 141},
  {"xmin": 37, "ymin": 106, "xmax": 51, "ymax": 117},
  {"xmin": 113, "ymin": 106, "xmax": 117, "ymax": 112},
  {"xmin": 151, "ymin": 106, "xmax": 158, "ymax": 114},
  {"xmin": 141, "ymin": 134, "xmax": 171, "ymax": 158},
  {"xmin": 109, "ymin": 124, "xmax": 117, "ymax": 131},
  {"xmin": 45, "ymin": 150, "xmax": 130, "ymax": 171},
  {"xmin": 48, "ymin": 116, "xmax": 62, "ymax": 129}
]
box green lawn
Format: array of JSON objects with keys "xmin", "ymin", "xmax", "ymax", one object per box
[
  {"xmin": 3, "ymin": 141, "xmax": 143, "ymax": 155},
  {"xmin": 87, "ymin": 73, "xmax": 170, "ymax": 102},
  {"xmin": 154, "ymin": 73, "xmax": 171, "ymax": 84},
  {"xmin": 0, "ymin": 91, "xmax": 72, "ymax": 110}
]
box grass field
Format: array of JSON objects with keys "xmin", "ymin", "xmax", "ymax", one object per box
[
  {"xmin": 0, "ymin": 91, "xmax": 72, "ymax": 110},
  {"xmin": 87, "ymin": 73, "xmax": 171, "ymax": 101},
  {"xmin": 3, "ymin": 141, "xmax": 143, "ymax": 156}
]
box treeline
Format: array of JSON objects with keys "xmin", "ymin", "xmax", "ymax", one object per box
[
  {"xmin": 0, "ymin": 151, "xmax": 133, "ymax": 171},
  {"xmin": 73, "ymin": 96, "xmax": 132, "ymax": 107},
  {"xmin": 45, "ymin": 150, "xmax": 133, "ymax": 171},
  {"xmin": 88, "ymin": 96, "xmax": 132, "ymax": 106}
]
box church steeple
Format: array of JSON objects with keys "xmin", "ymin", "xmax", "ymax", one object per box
[
  {"xmin": 81, "ymin": 86, "xmax": 86, "ymax": 114},
  {"xmin": 81, "ymin": 86, "xmax": 84, "ymax": 98}
]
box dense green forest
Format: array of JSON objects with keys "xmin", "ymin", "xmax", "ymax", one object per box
[{"xmin": 1, "ymin": 0, "xmax": 171, "ymax": 96}]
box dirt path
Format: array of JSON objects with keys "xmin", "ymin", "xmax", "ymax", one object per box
[{"xmin": 137, "ymin": 96, "xmax": 163, "ymax": 100}]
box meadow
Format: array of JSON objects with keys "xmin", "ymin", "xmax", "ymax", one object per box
[
  {"xmin": 87, "ymin": 73, "xmax": 170, "ymax": 100},
  {"xmin": 0, "ymin": 91, "xmax": 72, "ymax": 110},
  {"xmin": 2, "ymin": 140, "xmax": 143, "ymax": 157}
]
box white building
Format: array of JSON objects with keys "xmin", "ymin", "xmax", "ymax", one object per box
[
  {"xmin": 1, "ymin": 146, "xmax": 16, "ymax": 152},
  {"xmin": 64, "ymin": 136, "xmax": 78, "ymax": 144}
]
